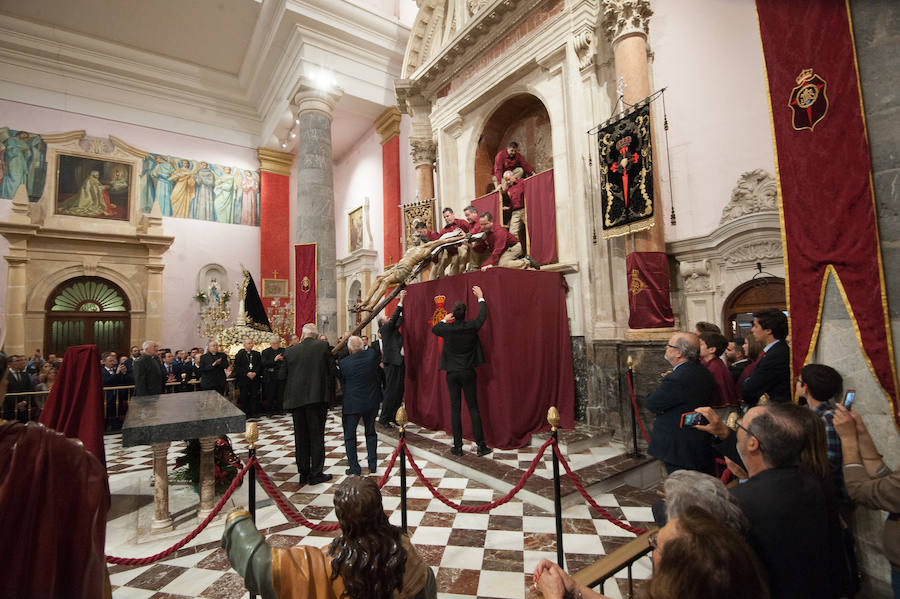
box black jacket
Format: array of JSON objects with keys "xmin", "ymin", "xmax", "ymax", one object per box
[
  {"xmin": 741, "ymin": 340, "xmax": 791, "ymax": 404},
  {"xmin": 198, "ymin": 351, "xmax": 229, "ymax": 393},
  {"xmin": 379, "ymin": 306, "xmax": 404, "ymax": 366},
  {"xmin": 432, "ymin": 301, "xmax": 487, "ymax": 372},
  {"xmin": 133, "ymin": 355, "xmax": 166, "ymax": 396},
  {"xmin": 644, "ymin": 360, "xmax": 716, "ymax": 470},
  {"xmin": 232, "ymin": 349, "xmax": 262, "ymax": 388},
  {"xmin": 338, "ymin": 347, "xmax": 382, "ymax": 415}
]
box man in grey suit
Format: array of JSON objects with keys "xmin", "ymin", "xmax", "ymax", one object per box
[
  {"xmin": 338, "ymin": 336, "xmax": 381, "ymax": 476},
  {"xmin": 280, "ymin": 323, "xmax": 337, "ymax": 485},
  {"xmin": 133, "ymin": 340, "xmax": 166, "ymax": 396}
]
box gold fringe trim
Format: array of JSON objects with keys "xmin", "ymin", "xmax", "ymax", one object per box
[{"xmin": 602, "ymin": 215, "xmax": 655, "ymax": 240}]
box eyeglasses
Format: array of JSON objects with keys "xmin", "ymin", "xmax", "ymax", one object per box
[
  {"xmin": 734, "ymin": 419, "xmax": 765, "ymax": 451},
  {"xmin": 666, "ymin": 344, "xmax": 680, "ymax": 351}
]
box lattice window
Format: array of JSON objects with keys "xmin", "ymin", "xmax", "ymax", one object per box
[{"xmin": 50, "ymin": 278, "xmax": 127, "ymax": 312}]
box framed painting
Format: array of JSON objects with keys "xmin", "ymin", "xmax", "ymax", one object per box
[
  {"xmin": 55, "ymin": 153, "xmax": 132, "ymax": 221},
  {"xmin": 348, "ymin": 206, "xmax": 364, "ymax": 253},
  {"xmin": 262, "ymin": 278, "xmax": 289, "ymax": 298}
]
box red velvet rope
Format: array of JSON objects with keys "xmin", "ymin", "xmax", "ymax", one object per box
[
  {"xmin": 402, "ymin": 437, "xmax": 554, "ymax": 513},
  {"xmin": 106, "ymin": 457, "xmax": 257, "ymax": 565},
  {"xmin": 552, "ymin": 444, "xmax": 648, "ymax": 535},
  {"xmin": 626, "ymin": 370, "xmax": 651, "ymax": 444},
  {"xmin": 252, "ymin": 442, "xmax": 402, "ymax": 532}
]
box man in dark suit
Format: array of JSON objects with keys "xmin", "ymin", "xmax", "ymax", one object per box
[
  {"xmin": 280, "ymin": 323, "xmax": 337, "ymax": 485},
  {"xmin": 260, "ymin": 335, "xmax": 286, "ymax": 415},
  {"xmin": 198, "ymin": 341, "xmax": 230, "ymax": 395},
  {"xmin": 725, "ymin": 338, "xmax": 750, "ymax": 383},
  {"xmin": 741, "ymin": 308, "xmax": 791, "ymax": 406},
  {"xmin": 644, "ymin": 332, "xmax": 716, "ymax": 474},
  {"xmin": 5, "ymin": 354, "xmax": 33, "ymax": 421},
  {"xmin": 338, "ymin": 336, "xmax": 382, "ymax": 475},
  {"xmin": 432, "ymin": 285, "xmax": 492, "ymax": 457},
  {"xmin": 133, "ymin": 340, "xmax": 166, "ymax": 396},
  {"xmin": 378, "ymin": 289, "xmax": 406, "ymax": 427},
  {"xmin": 233, "ymin": 338, "xmax": 262, "ymax": 417},
  {"xmin": 101, "ymin": 351, "xmax": 132, "ymax": 429}
]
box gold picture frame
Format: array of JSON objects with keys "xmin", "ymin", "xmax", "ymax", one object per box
[
  {"xmin": 348, "ymin": 206, "xmax": 364, "ymax": 253},
  {"xmin": 262, "ymin": 278, "xmax": 289, "ymax": 298}
]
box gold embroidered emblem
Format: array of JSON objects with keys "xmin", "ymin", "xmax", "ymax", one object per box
[
  {"xmin": 629, "ymin": 269, "xmax": 647, "ymax": 296},
  {"xmin": 789, "ymin": 68, "xmax": 828, "ymax": 131},
  {"xmin": 430, "ymin": 295, "xmax": 447, "ymax": 327},
  {"xmin": 301, "ymin": 276, "xmax": 311, "ymax": 293}
]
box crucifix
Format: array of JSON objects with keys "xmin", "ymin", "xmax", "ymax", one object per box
[{"xmin": 272, "ymin": 269, "xmax": 279, "ymax": 278}]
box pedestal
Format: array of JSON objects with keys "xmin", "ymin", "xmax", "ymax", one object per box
[
  {"xmin": 151, "ymin": 442, "xmax": 173, "ymax": 532},
  {"xmin": 197, "ymin": 436, "xmax": 217, "ymax": 519}
]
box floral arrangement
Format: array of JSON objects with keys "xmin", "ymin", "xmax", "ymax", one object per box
[
  {"xmin": 194, "ymin": 290, "xmax": 208, "ymax": 303},
  {"xmin": 173, "ymin": 436, "xmax": 242, "ymax": 494}
]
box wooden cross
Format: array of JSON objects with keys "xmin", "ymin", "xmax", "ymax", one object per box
[{"xmin": 272, "ymin": 269, "xmax": 279, "ymax": 278}]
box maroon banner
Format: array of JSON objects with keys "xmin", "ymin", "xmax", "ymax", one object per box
[
  {"xmin": 294, "ymin": 243, "xmax": 317, "ymax": 332},
  {"xmin": 523, "ymin": 169, "xmax": 558, "ymax": 265},
  {"xmin": 757, "ymin": 0, "xmax": 899, "ymax": 423},
  {"xmin": 472, "ymin": 190, "xmax": 500, "ymax": 222},
  {"xmin": 402, "ymin": 268, "xmax": 574, "ymax": 449},
  {"xmin": 627, "ymin": 252, "xmax": 674, "ymax": 329}
]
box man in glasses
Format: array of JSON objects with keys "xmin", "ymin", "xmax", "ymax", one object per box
[{"xmin": 644, "ymin": 332, "xmax": 717, "ymax": 474}]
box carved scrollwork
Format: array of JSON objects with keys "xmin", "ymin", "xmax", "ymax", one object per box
[
  {"xmin": 720, "ymin": 169, "xmax": 778, "ymax": 224},
  {"xmin": 725, "ymin": 241, "xmax": 783, "ymax": 265},
  {"xmin": 679, "ymin": 259, "xmax": 711, "ymax": 292},
  {"xmin": 601, "ymin": 0, "xmax": 653, "ymax": 44},
  {"xmin": 409, "ymin": 138, "xmax": 437, "ymax": 166},
  {"xmin": 467, "ymin": 0, "xmax": 489, "ymax": 15},
  {"xmin": 573, "ymin": 26, "xmax": 596, "ymax": 71}
]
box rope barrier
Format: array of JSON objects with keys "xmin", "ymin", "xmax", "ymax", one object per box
[
  {"xmin": 403, "ymin": 437, "xmax": 554, "ymax": 513},
  {"xmin": 552, "ymin": 444, "xmax": 648, "ymax": 535},
  {"xmin": 252, "ymin": 442, "xmax": 403, "ymax": 532},
  {"xmin": 106, "ymin": 457, "xmax": 257, "ymax": 566},
  {"xmin": 626, "ymin": 370, "xmax": 651, "ymax": 444}
]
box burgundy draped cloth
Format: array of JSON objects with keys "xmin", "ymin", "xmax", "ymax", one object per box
[
  {"xmin": 0, "ymin": 420, "xmax": 110, "ymax": 598},
  {"xmin": 626, "ymin": 252, "xmax": 674, "ymax": 329},
  {"xmin": 472, "ymin": 190, "xmax": 500, "ymax": 221},
  {"xmin": 294, "ymin": 243, "xmax": 317, "ymax": 330},
  {"xmin": 402, "ymin": 268, "xmax": 574, "ymax": 449},
  {"xmin": 523, "ymin": 169, "xmax": 558, "ymax": 264},
  {"xmin": 757, "ymin": 0, "xmax": 899, "ymax": 424},
  {"xmin": 38, "ymin": 344, "xmax": 106, "ymax": 465}
]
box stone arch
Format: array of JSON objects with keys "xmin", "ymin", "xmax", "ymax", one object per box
[
  {"xmin": 471, "ymin": 91, "xmax": 553, "ymax": 195},
  {"xmin": 347, "ymin": 278, "xmax": 363, "ymax": 329},
  {"xmin": 27, "ymin": 264, "xmax": 146, "ymax": 314}
]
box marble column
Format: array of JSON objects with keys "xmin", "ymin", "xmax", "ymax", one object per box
[
  {"xmin": 410, "ymin": 138, "xmax": 437, "ymax": 202},
  {"xmin": 291, "ymin": 78, "xmax": 342, "ymax": 341},
  {"xmin": 151, "ymin": 442, "xmax": 173, "ymax": 532},
  {"xmin": 197, "ymin": 436, "xmax": 217, "ymax": 519}
]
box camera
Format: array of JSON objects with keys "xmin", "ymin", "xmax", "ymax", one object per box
[{"xmin": 843, "ymin": 389, "xmax": 856, "ymax": 409}]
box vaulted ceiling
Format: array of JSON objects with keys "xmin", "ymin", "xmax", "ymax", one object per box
[{"xmin": 0, "ymin": 0, "xmax": 417, "ymax": 161}]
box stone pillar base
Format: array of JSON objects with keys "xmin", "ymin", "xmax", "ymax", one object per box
[
  {"xmin": 197, "ymin": 436, "xmax": 217, "ymax": 519},
  {"xmin": 151, "ymin": 442, "xmax": 173, "ymax": 533},
  {"xmin": 625, "ymin": 326, "xmax": 678, "ymax": 341}
]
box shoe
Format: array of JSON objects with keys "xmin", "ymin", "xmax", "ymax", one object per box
[
  {"xmin": 525, "ymin": 254, "xmax": 541, "ymax": 270},
  {"xmin": 307, "ymin": 473, "xmax": 333, "ymax": 485},
  {"xmin": 450, "ymin": 446, "xmax": 463, "ymax": 456},
  {"xmin": 345, "ymin": 468, "xmax": 361, "ymax": 476},
  {"xmin": 298, "ymin": 473, "xmax": 309, "ymax": 485},
  {"xmin": 476, "ymin": 445, "xmax": 493, "ymax": 457},
  {"xmin": 368, "ymin": 467, "xmax": 377, "ymax": 475}
]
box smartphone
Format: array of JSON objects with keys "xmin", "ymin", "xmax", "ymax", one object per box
[
  {"xmin": 843, "ymin": 389, "xmax": 856, "ymax": 409},
  {"xmin": 680, "ymin": 412, "xmax": 709, "ymax": 428}
]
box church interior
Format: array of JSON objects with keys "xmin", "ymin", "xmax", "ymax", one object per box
[{"xmin": 1, "ymin": 0, "xmax": 899, "ymax": 597}]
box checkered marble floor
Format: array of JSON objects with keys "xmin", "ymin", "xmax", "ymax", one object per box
[{"xmin": 106, "ymin": 410, "xmax": 658, "ymax": 599}]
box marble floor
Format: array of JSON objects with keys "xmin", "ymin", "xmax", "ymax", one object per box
[{"xmin": 105, "ymin": 410, "xmax": 659, "ymax": 599}]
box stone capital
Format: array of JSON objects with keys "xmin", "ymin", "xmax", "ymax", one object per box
[
  {"xmin": 409, "ymin": 138, "xmax": 437, "ymax": 166},
  {"xmin": 374, "ymin": 106, "xmax": 402, "ymax": 145},
  {"xmin": 290, "ymin": 77, "xmax": 343, "ymax": 119},
  {"xmin": 601, "ymin": 0, "xmax": 652, "ymax": 45}
]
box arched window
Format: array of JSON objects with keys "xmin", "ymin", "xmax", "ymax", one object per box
[
  {"xmin": 45, "ymin": 277, "xmax": 131, "ymax": 357},
  {"xmin": 722, "ymin": 277, "xmax": 786, "ymax": 340}
]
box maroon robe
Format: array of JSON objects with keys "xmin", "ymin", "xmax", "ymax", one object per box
[
  {"xmin": 476, "ymin": 226, "xmax": 520, "ymax": 266},
  {"xmin": 704, "ymin": 357, "xmax": 738, "ymax": 407},
  {"xmin": 440, "ymin": 218, "xmax": 469, "ymax": 256},
  {"xmin": 505, "ymin": 178, "xmax": 525, "ymax": 210}
]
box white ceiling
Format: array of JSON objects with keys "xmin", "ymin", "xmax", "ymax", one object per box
[{"xmin": 0, "ymin": 0, "xmax": 416, "ymax": 156}]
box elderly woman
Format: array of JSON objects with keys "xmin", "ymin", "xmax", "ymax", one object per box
[{"xmin": 223, "ymin": 476, "xmax": 436, "ymax": 599}]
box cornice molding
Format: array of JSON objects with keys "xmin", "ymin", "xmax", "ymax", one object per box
[
  {"xmin": 374, "ymin": 106, "xmax": 402, "ymax": 144},
  {"xmin": 257, "ymin": 148, "xmax": 294, "ymax": 176}
]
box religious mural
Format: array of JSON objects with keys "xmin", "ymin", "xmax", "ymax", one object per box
[
  {"xmin": 139, "ymin": 153, "xmax": 260, "ymax": 226},
  {"xmin": 56, "ymin": 154, "xmax": 132, "ymax": 220},
  {"xmin": 0, "ymin": 127, "xmax": 47, "ymax": 201}
]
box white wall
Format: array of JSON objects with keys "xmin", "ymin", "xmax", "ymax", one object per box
[
  {"xmin": 334, "ymin": 128, "xmax": 385, "ymax": 263},
  {"xmin": 0, "ymin": 99, "xmax": 260, "ymax": 352},
  {"xmin": 398, "ymin": 114, "xmax": 417, "ymax": 209},
  {"xmin": 649, "ymin": 0, "xmax": 775, "ymax": 242}
]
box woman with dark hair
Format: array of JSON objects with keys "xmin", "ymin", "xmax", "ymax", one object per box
[{"xmin": 222, "ymin": 476, "xmax": 436, "ymax": 599}]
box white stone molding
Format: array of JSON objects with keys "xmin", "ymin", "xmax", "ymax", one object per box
[
  {"xmin": 719, "ymin": 168, "xmax": 778, "ymax": 224},
  {"xmin": 600, "ymin": 0, "xmax": 653, "ymax": 45},
  {"xmin": 290, "ymin": 77, "xmax": 343, "ymax": 120},
  {"xmin": 573, "ymin": 25, "xmax": 597, "ymax": 71},
  {"xmin": 680, "ymin": 259, "xmax": 711, "ymax": 292},
  {"xmin": 725, "ymin": 240, "xmax": 784, "ymax": 265}
]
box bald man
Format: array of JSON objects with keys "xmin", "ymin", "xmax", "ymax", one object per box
[{"xmin": 644, "ymin": 332, "xmax": 717, "ymax": 474}]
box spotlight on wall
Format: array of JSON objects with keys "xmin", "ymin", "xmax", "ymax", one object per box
[
  {"xmin": 281, "ymin": 142, "xmax": 287, "ymax": 149},
  {"xmin": 295, "ymin": 116, "xmax": 300, "ymax": 124},
  {"xmin": 290, "ymin": 130, "xmax": 297, "ymax": 138}
]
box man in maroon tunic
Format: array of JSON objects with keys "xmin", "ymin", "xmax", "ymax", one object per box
[
  {"xmin": 492, "ymin": 141, "xmax": 535, "ymax": 190},
  {"xmin": 461, "ymin": 204, "xmax": 488, "ymax": 272},
  {"xmin": 699, "ymin": 332, "xmax": 738, "ymax": 407},
  {"xmin": 501, "ymin": 170, "xmax": 527, "ymax": 242},
  {"xmin": 476, "ymin": 212, "xmax": 538, "ymax": 270},
  {"xmin": 433, "ymin": 207, "xmax": 470, "ymax": 279}
]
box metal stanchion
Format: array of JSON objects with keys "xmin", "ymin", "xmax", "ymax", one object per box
[
  {"xmin": 397, "ymin": 405, "xmax": 409, "ymax": 533},
  {"xmin": 245, "ymin": 421, "xmax": 258, "ymax": 599},
  {"xmin": 549, "ymin": 406, "xmax": 565, "ymax": 568},
  {"xmin": 626, "ymin": 356, "xmax": 643, "ymax": 459}
]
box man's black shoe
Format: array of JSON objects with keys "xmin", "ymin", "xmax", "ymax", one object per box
[
  {"xmin": 525, "ymin": 254, "xmax": 541, "ymax": 270},
  {"xmin": 476, "ymin": 445, "xmax": 493, "ymax": 457},
  {"xmin": 345, "ymin": 468, "xmax": 361, "ymax": 476},
  {"xmin": 308, "ymin": 473, "xmax": 333, "ymax": 485},
  {"xmin": 450, "ymin": 446, "xmax": 463, "ymax": 456},
  {"xmin": 298, "ymin": 473, "xmax": 309, "ymax": 485}
]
